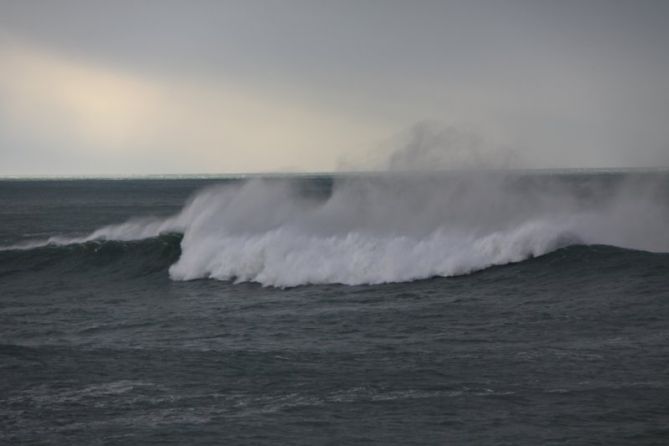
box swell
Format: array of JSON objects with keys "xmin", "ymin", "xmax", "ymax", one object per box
[
  {"xmin": 0, "ymin": 234, "xmax": 182, "ymax": 279},
  {"xmin": 1, "ymin": 173, "xmax": 668, "ymax": 287}
]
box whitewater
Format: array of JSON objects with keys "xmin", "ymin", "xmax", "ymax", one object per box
[{"xmin": 3, "ymin": 172, "xmax": 668, "ymax": 287}]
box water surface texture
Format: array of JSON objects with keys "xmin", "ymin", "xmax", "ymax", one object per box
[{"xmin": 1, "ymin": 173, "xmax": 668, "ymax": 445}]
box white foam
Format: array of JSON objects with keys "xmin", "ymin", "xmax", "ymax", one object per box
[{"xmin": 167, "ymin": 174, "xmax": 668, "ymax": 286}]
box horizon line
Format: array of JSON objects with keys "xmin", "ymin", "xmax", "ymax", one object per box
[{"xmin": 1, "ymin": 166, "xmax": 668, "ymax": 180}]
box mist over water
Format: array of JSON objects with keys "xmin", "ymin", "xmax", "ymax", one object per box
[
  {"xmin": 4, "ymin": 171, "xmax": 668, "ymax": 287},
  {"xmin": 337, "ymin": 122, "xmax": 523, "ymax": 172}
]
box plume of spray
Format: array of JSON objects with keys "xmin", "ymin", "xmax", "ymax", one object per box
[
  {"xmin": 164, "ymin": 172, "xmax": 668, "ymax": 286},
  {"xmin": 386, "ymin": 121, "xmax": 522, "ymax": 171},
  {"xmin": 338, "ymin": 121, "xmax": 522, "ymax": 172}
]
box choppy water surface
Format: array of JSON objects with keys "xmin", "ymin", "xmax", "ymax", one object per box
[{"xmin": 1, "ymin": 173, "xmax": 668, "ymax": 445}]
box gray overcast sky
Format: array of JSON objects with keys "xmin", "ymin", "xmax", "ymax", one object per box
[{"xmin": 1, "ymin": 0, "xmax": 668, "ymax": 175}]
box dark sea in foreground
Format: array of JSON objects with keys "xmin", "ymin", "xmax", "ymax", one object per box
[{"xmin": 1, "ymin": 171, "xmax": 668, "ymax": 445}]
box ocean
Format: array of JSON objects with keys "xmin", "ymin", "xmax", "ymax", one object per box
[{"xmin": 1, "ymin": 172, "xmax": 668, "ymax": 445}]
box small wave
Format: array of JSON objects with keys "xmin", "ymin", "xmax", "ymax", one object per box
[
  {"xmin": 0, "ymin": 217, "xmax": 184, "ymax": 252},
  {"xmin": 0, "ymin": 235, "xmax": 182, "ymax": 278},
  {"xmin": 2, "ymin": 174, "xmax": 668, "ymax": 286}
]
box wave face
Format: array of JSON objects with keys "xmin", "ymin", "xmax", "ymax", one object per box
[
  {"xmin": 0, "ymin": 235, "xmax": 182, "ymax": 279},
  {"xmin": 3, "ymin": 173, "xmax": 668, "ymax": 287}
]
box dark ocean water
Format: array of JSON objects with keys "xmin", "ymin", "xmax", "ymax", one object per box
[{"xmin": 1, "ymin": 173, "xmax": 668, "ymax": 445}]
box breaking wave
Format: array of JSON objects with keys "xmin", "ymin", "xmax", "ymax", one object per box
[{"xmin": 2, "ymin": 173, "xmax": 668, "ymax": 287}]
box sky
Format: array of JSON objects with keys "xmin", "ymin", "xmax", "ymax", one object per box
[{"xmin": 1, "ymin": 0, "xmax": 668, "ymax": 176}]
